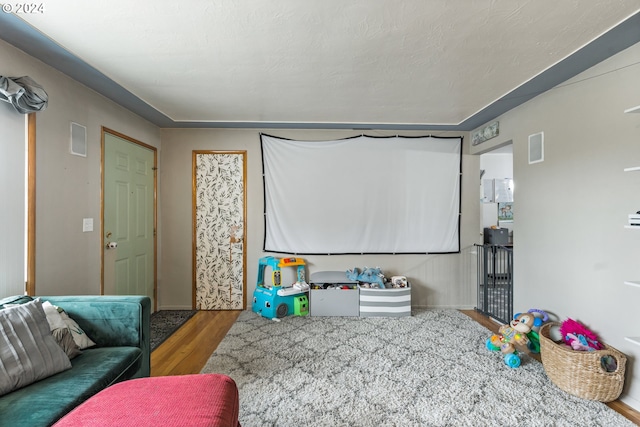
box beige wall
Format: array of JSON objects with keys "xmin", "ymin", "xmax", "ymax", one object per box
[
  {"xmin": 0, "ymin": 39, "xmax": 161, "ymax": 296},
  {"xmin": 159, "ymin": 128, "xmax": 480, "ymax": 310},
  {"xmin": 471, "ymin": 41, "xmax": 640, "ymax": 410}
]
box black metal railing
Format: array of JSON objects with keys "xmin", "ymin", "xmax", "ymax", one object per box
[{"xmin": 475, "ymin": 243, "xmax": 513, "ymax": 324}]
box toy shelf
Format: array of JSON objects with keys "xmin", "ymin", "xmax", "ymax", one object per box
[{"xmin": 624, "ymin": 105, "xmax": 640, "ymax": 114}]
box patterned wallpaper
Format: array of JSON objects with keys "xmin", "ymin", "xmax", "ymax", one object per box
[{"xmin": 194, "ymin": 153, "xmax": 245, "ymax": 309}]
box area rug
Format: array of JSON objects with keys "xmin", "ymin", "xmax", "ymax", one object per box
[
  {"xmin": 201, "ymin": 309, "xmax": 633, "ymax": 426},
  {"xmin": 150, "ymin": 310, "xmax": 197, "ymax": 352}
]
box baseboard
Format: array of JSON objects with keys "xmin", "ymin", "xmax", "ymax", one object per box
[
  {"xmin": 413, "ymin": 304, "xmax": 476, "ymax": 310},
  {"xmin": 156, "ymin": 305, "xmax": 194, "ymax": 311},
  {"xmin": 620, "ymin": 394, "xmax": 640, "ymax": 413}
]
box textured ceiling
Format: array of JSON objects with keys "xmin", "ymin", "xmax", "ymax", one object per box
[{"xmin": 2, "ymin": 1, "xmax": 640, "ymax": 129}]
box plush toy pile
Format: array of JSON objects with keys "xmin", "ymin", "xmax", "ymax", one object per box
[
  {"xmin": 346, "ymin": 267, "xmax": 386, "ymax": 288},
  {"xmin": 345, "ymin": 267, "xmax": 410, "ymax": 289},
  {"xmin": 559, "ymin": 318, "xmax": 603, "ymax": 351}
]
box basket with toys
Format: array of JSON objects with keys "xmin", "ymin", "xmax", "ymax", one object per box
[{"xmin": 539, "ymin": 319, "xmax": 626, "ymax": 402}]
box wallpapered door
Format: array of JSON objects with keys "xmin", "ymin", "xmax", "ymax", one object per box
[{"xmin": 194, "ymin": 151, "xmax": 246, "ymax": 310}]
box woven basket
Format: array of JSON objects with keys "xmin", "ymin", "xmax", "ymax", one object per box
[{"xmin": 539, "ymin": 322, "xmax": 626, "ymax": 402}]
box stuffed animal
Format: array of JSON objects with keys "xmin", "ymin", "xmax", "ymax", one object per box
[
  {"xmin": 487, "ymin": 309, "xmax": 549, "ymax": 367},
  {"xmin": 495, "ymin": 311, "xmax": 540, "ymax": 354},
  {"xmin": 346, "ymin": 267, "xmax": 386, "ymax": 288},
  {"xmin": 564, "ymin": 333, "xmax": 595, "ymax": 351},
  {"xmin": 391, "ymin": 276, "xmax": 408, "ymax": 288},
  {"xmin": 559, "ymin": 318, "xmax": 603, "ymax": 351}
]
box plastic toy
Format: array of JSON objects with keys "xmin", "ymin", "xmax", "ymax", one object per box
[
  {"xmin": 252, "ymin": 256, "xmax": 310, "ymax": 319},
  {"xmin": 486, "ymin": 309, "xmax": 549, "ymax": 368},
  {"xmin": 559, "ymin": 318, "xmax": 603, "ymax": 351},
  {"xmin": 346, "ymin": 266, "xmax": 386, "ymax": 288}
]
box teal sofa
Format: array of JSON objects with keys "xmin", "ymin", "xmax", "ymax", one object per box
[{"xmin": 0, "ymin": 295, "xmax": 150, "ymax": 427}]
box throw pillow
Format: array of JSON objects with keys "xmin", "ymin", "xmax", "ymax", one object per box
[
  {"xmin": 39, "ymin": 301, "xmax": 97, "ymax": 349},
  {"xmin": 59, "ymin": 310, "xmax": 96, "ymax": 349},
  {"xmin": 41, "ymin": 300, "xmax": 83, "ymax": 359},
  {"xmin": 52, "ymin": 327, "xmax": 83, "ymax": 360},
  {"xmin": 41, "ymin": 300, "xmax": 68, "ymax": 331},
  {"xmin": 0, "ymin": 299, "xmax": 72, "ymax": 396}
]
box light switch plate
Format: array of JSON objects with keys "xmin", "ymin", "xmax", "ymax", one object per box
[{"xmin": 82, "ymin": 218, "xmax": 93, "ymax": 232}]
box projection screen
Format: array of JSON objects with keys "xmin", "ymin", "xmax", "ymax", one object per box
[{"xmin": 261, "ymin": 134, "xmax": 462, "ymax": 254}]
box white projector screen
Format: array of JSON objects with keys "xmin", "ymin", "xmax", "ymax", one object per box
[{"xmin": 261, "ymin": 134, "xmax": 462, "ymax": 254}]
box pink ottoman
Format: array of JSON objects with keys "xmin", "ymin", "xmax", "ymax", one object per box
[{"xmin": 53, "ymin": 374, "xmax": 241, "ymax": 427}]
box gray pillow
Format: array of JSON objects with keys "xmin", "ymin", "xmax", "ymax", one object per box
[
  {"xmin": 0, "ymin": 299, "xmax": 72, "ymax": 396},
  {"xmin": 52, "ymin": 327, "xmax": 83, "ymax": 360}
]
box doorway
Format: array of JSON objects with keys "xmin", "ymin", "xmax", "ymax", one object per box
[
  {"xmin": 480, "ymin": 144, "xmax": 513, "ymax": 238},
  {"xmin": 477, "ymin": 143, "xmax": 513, "ymax": 322},
  {"xmin": 192, "ymin": 151, "xmax": 246, "ymax": 310},
  {"xmin": 102, "ymin": 128, "xmax": 157, "ymax": 309}
]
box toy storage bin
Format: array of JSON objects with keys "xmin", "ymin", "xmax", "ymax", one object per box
[
  {"xmin": 309, "ymin": 271, "xmax": 359, "ymax": 317},
  {"xmin": 539, "ymin": 322, "xmax": 627, "ymax": 402},
  {"xmin": 359, "ymin": 285, "xmax": 411, "ymax": 317}
]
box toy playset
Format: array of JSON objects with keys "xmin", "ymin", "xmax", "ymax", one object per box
[
  {"xmin": 253, "ymin": 261, "xmax": 412, "ymax": 319},
  {"xmin": 252, "ymin": 256, "xmax": 310, "ymax": 319},
  {"xmin": 486, "ymin": 308, "xmax": 548, "ymax": 368}
]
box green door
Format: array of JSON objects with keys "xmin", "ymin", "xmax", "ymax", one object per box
[{"xmin": 103, "ymin": 130, "xmax": 156, "ymax": 308}]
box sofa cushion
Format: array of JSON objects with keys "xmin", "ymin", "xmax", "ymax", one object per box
[
  {"xmin": 0, "ymin": 346, "xmax": 142, "ymax": 427},
  {"xmin": 41, "ymin": 295, "xmax": 151, "ymax": 378},
  {"xmin": 0, "ymin": 299, "xmax": 72, "ymax": 396}
]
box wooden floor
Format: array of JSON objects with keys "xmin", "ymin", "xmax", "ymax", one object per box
[
  {"xmin": 151, "ymin": 309, "xmax": 640, "ymax": 425},
  {"xmin": 150, "ymin": 310, "xmax": 240, "ymax": 377}
]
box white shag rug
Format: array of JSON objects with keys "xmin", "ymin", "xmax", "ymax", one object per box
[{"xmin": 200, "ymin": 309, "xmax": 633, "ymax": 426}]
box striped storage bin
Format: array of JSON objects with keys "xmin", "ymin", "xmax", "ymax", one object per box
[{"xmin": 358, "ymin": 285, "xmax": 411, "ymax": 317}]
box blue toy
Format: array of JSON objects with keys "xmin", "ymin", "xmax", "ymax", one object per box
[
  {"xmin": 252, "ymin": 256, "xmax": 310, "ymax": 319},
  {"xmin": 486, "ymin": 309, "xmax": 548, "ymax": 368},
  {"xmin": 346, "ymin": 266, "xmax": 386, "ymax": 288}
]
